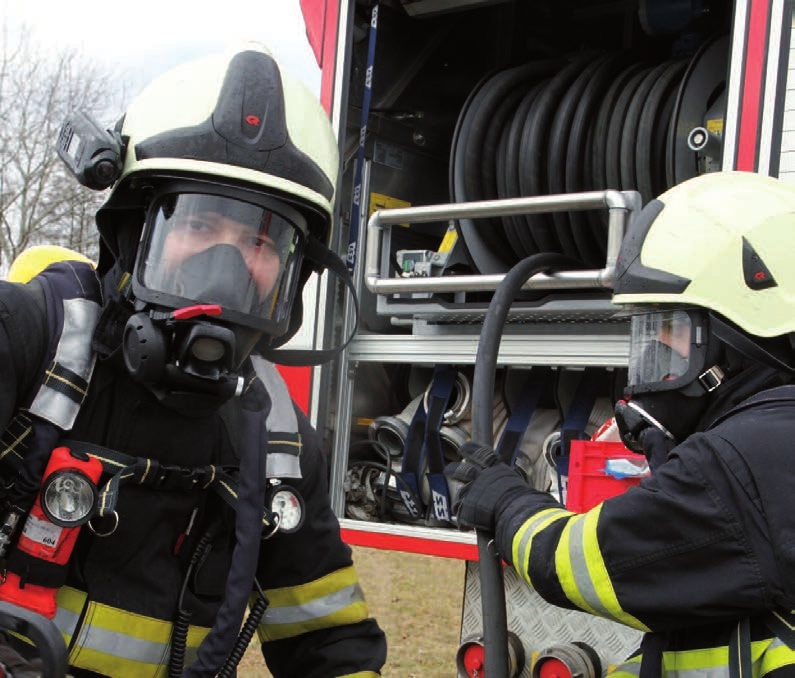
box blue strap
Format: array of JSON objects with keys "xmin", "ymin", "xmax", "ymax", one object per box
[
  {"xmin": 346, "ymin": 3, "xmax": 379, "ymax": 274},
  {"xmin": 398, "ymin": 395, "xmax": 426, "ymax": 520},
  {"xmin": 496, "ymin": 367, "xmax": 553, "ymax": 467},
  {"xmin": 422, "ymin": 365, "xmax": 457, "ymax": 522},
  {"xmin": 398, "ymin": 365, "xmax": 457, "ymax": 522},
  {"xmin": 554, "ymin": 368, "xmax": 604, "ymax": 497}
]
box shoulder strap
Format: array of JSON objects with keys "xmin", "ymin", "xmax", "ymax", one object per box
[
  {"xmin": 250, "ymin": 356, "xmax": 302, "ymax": 479},
  {"xmin": 26, "ymin": 261, "xmax": 102, "ymax": 431}
]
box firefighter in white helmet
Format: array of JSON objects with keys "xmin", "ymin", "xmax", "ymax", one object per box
[
  {"xmin": 447, "ymin": 171, "xmax": 795, "ymax": 678},
  {"xmin": 0, "ymin": 44, "xmax": 386, "ymax": 677}
]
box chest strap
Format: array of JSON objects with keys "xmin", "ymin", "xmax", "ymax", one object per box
[{"xmin": 61, "ymin": 440, "xmax": 277, "ymax": 533}]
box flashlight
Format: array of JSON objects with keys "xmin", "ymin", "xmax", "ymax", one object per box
[{"xmin": 0, "ymin": 447, "xmax": 102, "ymax": 618}]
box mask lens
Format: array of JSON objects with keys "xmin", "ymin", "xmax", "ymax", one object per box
[
  {"xmin": 628, "ymin": 311, "xmax": 693, "ymax": 390},
  {"xmin": 138, "ymin": 192, "xmax": 303, "ymax": 327}
]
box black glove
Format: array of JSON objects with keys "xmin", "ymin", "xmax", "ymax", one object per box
[
  {"xmin": 445, "ymin": 442, "xmax": 528, "ymax": 533},
  {"xmin": 638, "ymin": 426, "xmax": 676, "ymax": 472}
]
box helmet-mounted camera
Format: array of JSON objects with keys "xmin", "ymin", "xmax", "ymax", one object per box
[{"xmin": 57, "ymin": 111, "xmax": 124, "ymax": 191}]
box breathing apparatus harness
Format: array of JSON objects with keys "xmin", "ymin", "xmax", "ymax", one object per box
[{"xmin": 0, "ymin": 253, "xmax": 354, "ymax": 676}]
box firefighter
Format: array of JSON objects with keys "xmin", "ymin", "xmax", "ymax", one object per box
[
  {"xmin": 446, "ymin": 171, "xmax": 795, "ymax": 678},
  {"xmin": 0, "ymin": 44, "xmax": 387, "ymax": 677}
]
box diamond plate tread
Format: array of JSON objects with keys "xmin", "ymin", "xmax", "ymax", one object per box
[{"xmin": 461, "ymin": 562, "xmax": 643, "ymax": 678}]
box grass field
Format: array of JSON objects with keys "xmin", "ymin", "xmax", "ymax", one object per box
[{"xmin": 238, "ymin": 545, "xmax": 465, "ymax": 677}]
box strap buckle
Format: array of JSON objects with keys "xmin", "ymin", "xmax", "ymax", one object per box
[
  {"xmin": 698, "ymin": 365, "xmax": 725, "ymax": 392},
  {"xmin": 151, "ymin": 464, "xmax": 210, "ymax": 491}
]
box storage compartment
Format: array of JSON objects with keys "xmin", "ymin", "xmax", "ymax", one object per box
[
  {"xmin": 566, "ymin": 440, "xmax": 649, "ymax": 512},
  {"xmin": 341, "ymin": 0, "xmax": 732, "ymax": 330}
]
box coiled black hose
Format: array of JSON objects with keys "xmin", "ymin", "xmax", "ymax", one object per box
[
  {"xmin": 170, "ymin": 533, "xmax": 213, "ymax": 678},
  {"xmin": 217, "ymin": 578, "xmax": 270, "ymax": 678},
  {"xmin": 471, "ymin": 252, "xmax": 581, "ymax": 678}
]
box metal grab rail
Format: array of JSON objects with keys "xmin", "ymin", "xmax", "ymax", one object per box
[{"xmin": 364, "ymin": 189, "xmax": 642, "ymax": 295}]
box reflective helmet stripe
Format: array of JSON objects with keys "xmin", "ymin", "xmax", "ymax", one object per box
[{"xmin": 255, "ymin": 566, "xmax": 370, "ymax": 642}]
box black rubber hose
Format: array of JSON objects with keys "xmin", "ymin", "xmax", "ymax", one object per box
[
  {"xmin": 182, "ymin": 385, "xmax": 271, "ymax": 678},
  {"xmin": 471, "ymin": 252, "xmax": 580, "ymax": 678},
  {"xmin": 217, "ymin": 579, "xmax": 270, "ymax": 678}
]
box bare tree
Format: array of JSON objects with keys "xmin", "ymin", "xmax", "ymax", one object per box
[{"xmin": 0, "ymin": 23, "xmax": 129, "ymax": 275}]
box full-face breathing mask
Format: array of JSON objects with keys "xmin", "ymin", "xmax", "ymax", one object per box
[
  {"xmin": 614, "ymin": 309, "xmax": 725, "ymax": 453},
  {"xmin": 121, "ymin": 186, "xmax": 307, "ymax": 400}
]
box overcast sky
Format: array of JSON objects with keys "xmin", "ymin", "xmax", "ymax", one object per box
[{"xmin": 0, "ymin": 0, "xmax": 321, "ymax": 96}]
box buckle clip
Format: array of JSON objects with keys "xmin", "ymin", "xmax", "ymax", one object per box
[{"xmin": 698, "ymin": 365, "xmax": 725, "ymax": 392}]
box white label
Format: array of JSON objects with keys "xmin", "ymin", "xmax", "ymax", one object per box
[
  {"xmin": 22, "ymin": 514, "xmax": 62, "ymax": 549},
  {"xmin": 66, "ymin": 132, "xmax": 82, "ymax": 160}
]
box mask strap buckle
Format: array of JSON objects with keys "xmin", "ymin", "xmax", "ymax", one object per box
[{"xmin": 698, "ymin": 365, "xmax": 725, "ymax": 392}]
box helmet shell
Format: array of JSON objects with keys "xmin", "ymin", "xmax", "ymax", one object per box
[
  {"xmin": 613, "ymin": 171, "xmax": 795, "ymax": 338},
  {"xmin": 98, "ymin": 43, "xmax": 337, "ymax": 246}
]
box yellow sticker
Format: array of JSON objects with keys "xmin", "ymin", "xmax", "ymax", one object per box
[
  {"xmin": 369, "ymin": 192, "xmax": 411, "ymax": 216},
  {"xmin": 369, "ymin": 192, "xmax": 412, "ymax": 227},
  {"xmin": 706, "ymin": 118, "xmax": 724, "ymax": 135},
  {"xmin": 438, "ymin": 227, "xmax": 458, "ymax": 253}
]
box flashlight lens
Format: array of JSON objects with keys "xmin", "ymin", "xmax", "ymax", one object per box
[
  {"xmin": 191, "ymin": 337, "xmax": 226, "ymax": 362},
  {"xmin": 42, "ymin": 471, "xmax": 97, "ymax": 526}
]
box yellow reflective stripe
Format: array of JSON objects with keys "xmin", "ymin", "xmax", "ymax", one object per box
[
  {"xmin": 512, "ymin": 507, "xmax": 574, "ymax": 586},
  {"xmin": 758, "ymin": 638, "xmax": 795, "ymax": 675},
  {"xmin": 555, "ymin": 505, "xmax": 649, "ymax": 631},
  {"xmin": 52, "ymin": 589, "xmax": 209, "ymax": 678},
  {"xmin": 606, "ymin": 638, "xmax": 794, "ymax": 678},
  {"xmin": 257, "ymin": 566, "xmax": 371, "ymax": 642},
  {"xmin": 608, "ymin": 654, "xmax": 641, "ymax": 678}
]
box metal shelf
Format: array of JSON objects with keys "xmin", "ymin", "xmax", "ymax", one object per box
[{"xmin": 348, "ymin": 329, "xmax": 630, "ymax": 367}]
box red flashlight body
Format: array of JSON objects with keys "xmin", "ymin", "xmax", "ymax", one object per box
[{"xmin": 0, "ymin": 447, "xmax": 102, "ymax": 618}]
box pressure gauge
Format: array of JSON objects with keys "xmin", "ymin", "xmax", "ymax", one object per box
[{"xmin": 267, "ymin": 485, "xmax": 305, "ymax": 534}]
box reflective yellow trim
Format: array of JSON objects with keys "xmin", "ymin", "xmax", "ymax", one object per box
[
  {"xmin": 758, "ymin": 638, "xmax": 795, "ymax": 675},
  {"xmin": 512, "ymin": 507, "xmax": 573, "ymax": 587},
  {"xmin": 606, "ymin": 638, "xmax": 795, "ymax": 678},
  {"xmin": 53, "ymin": 588, "xmax": 209, "ymax": 678},
  {"xmin": 556, "ymin": 505, "xmax": 649, "ymax": 631},
  {"xmin": 607, "ymin": 654, "xmax": 641, "ymax": 678},
  {"xmin": 266, "ymin": 565, "xmax": 359, "ymax": 607},
  {"xmin": 257, "ymin": 566, "xmax": 371, "ymax": 642}
]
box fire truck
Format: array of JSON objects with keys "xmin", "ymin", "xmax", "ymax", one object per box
[{"xmin": 294, "ymin": 1, "xmax": 794, "ymax": 676}]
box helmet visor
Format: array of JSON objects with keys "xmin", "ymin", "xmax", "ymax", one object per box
[
  {"xmin": 627, "ymin": 310, "xmax": 705, "ymax": 393},
  {"xmin": 136, "ymin": 192, "xmax": 304, "ymax": 331}
]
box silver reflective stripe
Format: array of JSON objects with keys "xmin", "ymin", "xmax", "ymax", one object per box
[
  {"xmin": 251, "ymin": 355, "xmax": 302, "ymax": 479},
  {"xmin": 564, "ymin": 513, "xmax": 625, "ymax": 624},
  {"xmin": 53, "ymin": 604, "xmax": 80, "ymax": 638},
  {"xmin": 54, "ymin": 599, "xmax": 201, "ymax": 671},
  {"xmin": 263, "ymin": 583, "xmax": 364, "ymax": 626},
  {"xmin": 74, "ymin": 624, "xmax": 169, "ymax": 665},
  {"xmin": 29, "ymin": 297, "xmax": 100, "ymax": 429}
]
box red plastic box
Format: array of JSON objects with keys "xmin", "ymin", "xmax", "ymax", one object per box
[{"xmin": 565, "ymin": 440, "xmax": 649, "ymax": 513}]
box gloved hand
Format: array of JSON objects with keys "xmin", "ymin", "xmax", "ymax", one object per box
[
  {"xmin": 638, "ymin": 426, "xmax": 676, "ymax": 472},
  {"xmin": 444, "ymin": 442, "xmax": 529, "ymax": 533}
]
